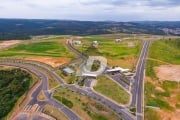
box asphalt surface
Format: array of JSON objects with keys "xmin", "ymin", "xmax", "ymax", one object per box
[
  {"xmin": 0, "ymin": 39, "xmax": 150, "ymax": 120},
  {"xmin": 130, "ymin": 40, "xmax": 150, "ymax": 120},
  {"xmin": 0, "ymin": 61, "xmax": 81, "ymax": 120},
  {"xmin": 107, "ymin": 74, "xmax": 130, "ymax": 91},
  {"xmin": 67, "ymin": 39, "xmax": 136, "ymax": 120}
]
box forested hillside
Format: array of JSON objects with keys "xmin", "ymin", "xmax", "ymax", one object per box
[
  {"xmin": 0, "ymin": 19, "xmax": 180, "ymax": 40},
  {"xmin": 0, "ymin": 69, "xmax": 31, "ymax": 119}
]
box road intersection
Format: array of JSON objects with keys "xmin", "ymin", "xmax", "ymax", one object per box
[{"xmin": 0, "ymin": 38, "xmax": 150, "ymax": 120}]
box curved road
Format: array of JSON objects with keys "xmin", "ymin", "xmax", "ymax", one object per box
[{"xmin": 0, "ymin": 61, "xmax": 81, "ymax": 120}]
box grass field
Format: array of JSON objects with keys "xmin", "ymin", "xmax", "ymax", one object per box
[
  {"xmin": 53, "ymin": 86, "xmax": 121, "ymax": 120},
  {"xmin": 43, "ymin": 104, "xmax": 68, "ymax": 120},
  {"xmin": 75, "ymin": 36, "xmax": 142, "ymax": 69},
  {"xmin": 148, "ymin": 39, "xmax": 180, "ymax": 64},
  {"xmin": 0, "ymin": 37, "xmax": 74, "ymax": 59},
  {"xmin": 94, "ymin": 76, "xmax": 130, "ymax": 105},
  {"xmin": 145, "ymin": 38, "xmax": 180, "ymax": 119},
  {"xmin": 144, "ymin": 108, "xmax": 160, "ymax": 120}
]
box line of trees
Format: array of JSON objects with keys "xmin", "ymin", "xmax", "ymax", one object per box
[{"xmin": 0, "ymin": 68, "xmax": 32, "ymax": 119}]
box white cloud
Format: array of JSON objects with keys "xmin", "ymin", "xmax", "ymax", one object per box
[{"xmin": 0, "ymin": 0, "xmax": 179, "ymax": 21}]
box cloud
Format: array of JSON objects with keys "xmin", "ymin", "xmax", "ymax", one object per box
[
  {"xmin": 0, "ymin": 0, "xmax": 179, "ymax": 21},
  {"xmin": 79, "ymin": 0, "xmax": 180, "ymax": 7}
]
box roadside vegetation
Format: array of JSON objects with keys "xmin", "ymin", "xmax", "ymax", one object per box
[
  {"xmin": 145, "ymin": 38, "xmax": 180, "ymax": 119},
  {"xmin": 94, "ymin": 76, "xmax": 130, "ymax": 105},
  {"xmin": 0, "ymin": 69, "xmax": 32, "ymax": 119},
  {"xmin": 53, "ymin": 86, "xmax": 121, "ymax": 120},
  {"xmin": 43, "ymin": 104, "xmax": 68, "ymax": 120}
]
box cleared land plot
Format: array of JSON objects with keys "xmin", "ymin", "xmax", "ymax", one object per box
[
  {"xmin": 94, "ymin": 76, "xmax": 130, "ymax": 105},
  {"xmin": 148, "ymin": 39, "xmax": 180, "ymax": 64},
  {"xmin": 53, "ymin": 87, "xmax": 121, "ymax": 120},
  {"xmin": 145, "ymin": 39, "xmax": 180, "ymax": 120},
  {"xmin": 75, "ymin": 36, "xmax": 141, "ymax": 69},
  {"xmin": 0, "ymin": 38, "xmax": 75, "ymax": 67},
  {"xmin": 0, "ymin": 40, "xmax": 20, "ymax": 49},
  {"xmin": 155, "ymin": 65, "xmax": 180, "ymax": 82}
]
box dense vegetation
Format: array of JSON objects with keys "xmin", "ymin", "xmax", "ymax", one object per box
[
  {"xmin": 0, "ymin": 69, "xmax": 31, "ymax": 119},
  {"xmin": 0, "ymin": 19, "xmax": 180, "ymax": 40}
]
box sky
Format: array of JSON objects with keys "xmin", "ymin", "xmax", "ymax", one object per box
[{"xmin": 0, "ymin": 0, "xmax": 180, "ymax": 21}]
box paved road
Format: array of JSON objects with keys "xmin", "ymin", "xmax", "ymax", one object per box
[
  {"xmin": 68, "ymin": 84, "xmax": 135, "ymax": 120},
  {"xmin": 130, "ymin": 40, "xmax": 150, "ymax": 120},
  {"xmin": 0, "ymin": 61, "xmax": 81, "ymax": 120},
  {"xmin": 107, "ymin": 74, "xmax": 130, "ymax": 91},
  {"xmin": 66, "ymin": 39, "xmax": 136, "ymax": 120}
]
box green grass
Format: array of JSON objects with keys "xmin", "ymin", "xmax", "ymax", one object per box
[
  {"xmin": 54, "ymin": 96, "xmax": 73, "ymax": 108},
  {"xmin": 146, "ymin": 98, "xmax": 174, "ymax": 111},
  {"xmin": 144, "ymin": 108, "xmax": 160, "ymax": 120},
  {"xmin": 0, "ymin": 40, "xmax": 74, "ymax": 58},
  {"xmin": 149, "ymin": 39, "xmax": 180, "ymax": 64},
  {"xmin": 53, "ymin": 87, "xmax": 121, "ymax": 120},
  {"xmin": 94, "ymin": 76, "xmax": 130, "ymax": 104},
  {"xmin": 77, "ymin": 36, "xmax": 142, "ymax": 68},
  {"xmin": 89, "ymin": 114, "xmax": 108, "ymax": 120},
  {"xmin": 82, "ymin": 39, "xmax": 140, "ymax": 58},
  {"xmin": 145, "ymin": 82, "xmax": 174, "ymax": 111},
  {"xmin": 176, "ymin": 103, "xmax": 180, "ymax": 108},
  {"xmin": 161, "ymin": 81, "xmax": 178, "ymax": 90},
  {"xmin": 146, "ymin": 39, "xmax": 180, "ymax": 79},
  {"xmin": 83, "ymin": 37, "xmax": 114, "ymax": 42},
  {"xmin": 146, "ymin": 60, "xmax": 160, "ymax": 78}
]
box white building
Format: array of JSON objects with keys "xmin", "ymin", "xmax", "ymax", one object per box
[
  {"xmin": 62, "ymin": 67, "xmax": 75, "ymax": 75},
  {"xmin": 92, "ymin": 41, "xmax": 99, "ymax": 47},
  {"xmin": 106, "ymin": 67, "xmax": 130, "ymax": 73},
  {"xmin": 115, "ymin": 39, "xmax": 122, "ymax": 43},
  {"xmin": 73, "ymin": 40, "xmax": 82, "ymax": 46}
]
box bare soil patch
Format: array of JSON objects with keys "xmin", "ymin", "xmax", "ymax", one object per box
[
  {"xmin": 158, "ymin": 109, "xmax": 180, "ymax": 120},
  {"xmin": 25, "ymin": 57, "xmax": 70, "ymax": 67},
  {"xmin": 155, "ymin": 87, "xmax": 165, "ymax": 92},
  {"xmin": 155, "ymin": 65, "xmax": 180, "ymax": 82},
  {"xmin": 0, "ymin": 40, "xmax": 20, "ymax": 49},
  {"xmin": 127, "ymin": 42, "xmax": 135, "ymax": 47},
  {"xmin": 0, "ymin": 65, "xmax": 16, "ymax": 70}
]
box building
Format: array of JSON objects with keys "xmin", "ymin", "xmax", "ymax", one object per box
[
  {"xmin": 106, "ymin": 67, "xmax": 129, "ymax": 73},
  {"xmin": 73, "ymin": 40, "xmax": 82, "ymax": 46},
  {"xmin": 82, "ymin": 73, "xmax": 97, "ymax": 78},
  {"xmin": 115, "ymin": 38, "xmax": 122, "ymax": 43},
  {"xmin": 92, "ymin": 41, "xmax": 99, "ymax": 47},
  {"xmin": 62, "ymin": 67, "xmax": 75, "ymax": 75}
]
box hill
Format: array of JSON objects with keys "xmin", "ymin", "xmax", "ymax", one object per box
[{"xmin": 0, "ymin": 19, "xmax": 180, "ymax": 40}]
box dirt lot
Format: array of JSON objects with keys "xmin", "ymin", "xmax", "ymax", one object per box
[
  {"xmin": 0, "ymin": 40, "xmax": 20, "ymax": 49},
  {"xmin": 0, "ymin": 65, "xmax": 16, "ymax": 70},
  {"xmin": 158, "ymin": 109, "xmax": 180, "ymax": 120},
  {"xmin": 25, "ymin": 57, "xmax": 70, "ymax": 67},
  {"xmin": 155, "ymin": 65, "xmax": 180, "ymax": 82}
]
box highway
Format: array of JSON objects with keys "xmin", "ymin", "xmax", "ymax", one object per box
[
  {"xmin": 0, "ymin": 38, "xmax": 150, "ymax": 120},
  {"xmin": 68, "ymin": 84, "xmax": 135, "ymax": 120},
  {"xmin": 130, "ymin": 40, "xmax": 150, "ymax": 120},
  {"xmin": 66, "ymin": 39, "xmax": 136, "ymax": 120},
  {"xmin": 0, "ymin": 61, "xmax": 81, "ymax": 120},
  {"xmin": 67, "ymin": 38, "xmax": 151, "ymax": 120}
]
